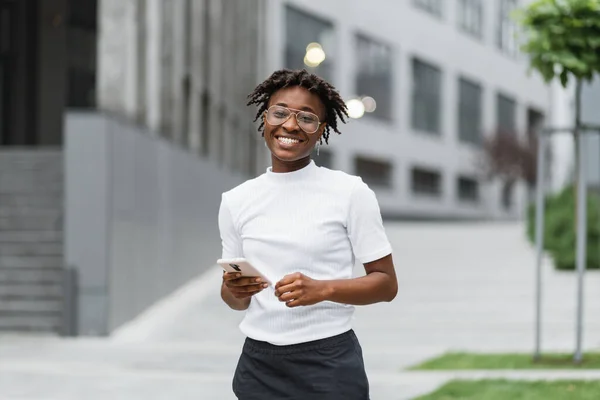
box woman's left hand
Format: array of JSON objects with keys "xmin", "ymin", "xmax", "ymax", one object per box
[{"xmin": 274, "ymin": 273, "xmax": 331, "ymax": 308}]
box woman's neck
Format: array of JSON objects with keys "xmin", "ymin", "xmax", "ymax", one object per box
[{"xmin": 271, "ymin": 155, "xmax": 312, "ymax": 173}]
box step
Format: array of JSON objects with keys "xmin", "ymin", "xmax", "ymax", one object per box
[
  {"xmin": 0, "ymin": 168, "xmax": 65, "ymax": 179},
  {"xmin": 0, "ymin": 215, "xmax": 62, "ymax": 231},
  {"xmin": 0, "ymin": 194, "xmax": 63, "ymax": 208},
  {"xmin": 0, "ymin": 150, "xmax": 63, "ymax": 168},
  {"xmin": 0, "ymin": 268, "xmax": 64, "ymax": 284},
  {"xmin": 0, "ymin": 175, "xmax": 62, "ymax": 194},
  {"xmin": 0, "ymin": 215, "xmax": 63, "ymax": 231},
  {"xmin": 0, "ymin": 299, "xmax": 63, "ymax": 313},
  {"xmin": 0, "ymin": 256, "xmax": 63, "ymax": 269},
  {"xmin": 0, "ymin": 231, "xmax": 62, "ymax": 243},
  {"xmin": 0, "ymin": 313, "xmax": 62, "ymax": 333},
  {"xmin": 0, "ymin": 208, "xmax": 62, "ymax": 218},
  {"xmin": 0, "ymin": 242, "xmax": 63, "ymax": 257},
  {"xmin": 0, "ymin": 283, "xmax": 63, "ymax": 299}
]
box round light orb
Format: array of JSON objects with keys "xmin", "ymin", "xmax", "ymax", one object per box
[
  {"xmin": 304, "ymin": 42, "xmax": 326, "ymax": 67},
  {"xmin": 304, "ymin": 55, "xmax": 320, "ymax": 68},
  {"xmin": 306, "ymin": 42, "xmax": 323, "ymax": 51},
  {"xmin": 346, "ymin": 98, "xmax": 365, "ymax": 119},
  {"xmin": 361, "ymin": 96, "xmax": 377, "ymax": 113}
]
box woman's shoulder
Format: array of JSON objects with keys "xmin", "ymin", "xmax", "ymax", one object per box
[{"xmin": 222, "ymin": 174, "xmax": 268, "ymax": 203}]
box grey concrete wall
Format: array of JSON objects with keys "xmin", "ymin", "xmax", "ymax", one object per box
[
  {"xmin": 64, "ymin": 115, "xmax": 111, "ymax": 335},
  {"xmin": 65, "ymin": 112, "xmax": 244, "ymax": 335},
  {"xmin": 581, "ymin": 79, "xmax": 600, "ymax": 187}
]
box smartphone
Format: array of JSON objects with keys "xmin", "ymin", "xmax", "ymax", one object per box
[{"xmin": 217, "ymin": 257, "xmax": 272, "ymax": 286}]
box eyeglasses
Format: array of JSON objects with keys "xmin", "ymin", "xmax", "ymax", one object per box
[{"xmin": 264, "ymin": 105, "xmax": 323, "ymax": 134}]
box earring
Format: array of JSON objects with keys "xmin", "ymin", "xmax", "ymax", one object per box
[{"xmin": 316, "ymin": 142, "xmax": 320, "ymax": 156}]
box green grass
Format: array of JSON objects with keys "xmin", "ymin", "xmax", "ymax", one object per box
[
  {"xmin": 410, "ymin": 352, "xmax": 600, "ymax": 370},
  {"xmin": 414, "ymin": 379, "xmax": 600, "ymax": 400}
]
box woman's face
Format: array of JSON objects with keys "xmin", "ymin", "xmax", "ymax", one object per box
[{"xmin": 263, "ymin": 86, "xmax": 326, "ymax": 167}]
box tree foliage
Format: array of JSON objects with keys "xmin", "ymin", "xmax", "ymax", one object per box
[
  {"xmin": 517, "ymin": 0, "xmax": 600, "ymax": 87},
  {"xmin": 526, "ymin": 186, "xmax": 600, "ymax": 270},
  {"xmin": 481, "ymin": 131, "xmax": 538, "ymax": 187}
]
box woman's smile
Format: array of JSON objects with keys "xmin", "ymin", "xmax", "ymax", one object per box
[{"xmin": 274, "ymin": 135, "xmax": 305, "ymax": 148}]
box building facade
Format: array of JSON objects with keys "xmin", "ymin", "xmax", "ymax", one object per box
[
  {"xmin": 263, "ymin": 0, "xmax": 552, "ymax": 219},
  {"xmin": 548, "ymin": 78, "xmax": 600, "ymax": 194},
  {"xmin": 580, "ymin": 79, "xmax": 600, "ymax": 192},
  {"xmin": 2, "ymin": 0, "xmax": 569, "ymax": 336},
  {"xmin": 0, "ymin": 0, "xmax": 268, "ymax": 173},
  {"xmin": 96, "ymin": 0, "xmax": 269, "ymax": 176},
  {"xmin": 0, "ymin": 0, "xmax": 267, "ymax": 335}
]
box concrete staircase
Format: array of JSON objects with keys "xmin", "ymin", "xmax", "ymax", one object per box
[{"xmin": 0, "ymin": 150, "xmax": 67, "ymax": 334}]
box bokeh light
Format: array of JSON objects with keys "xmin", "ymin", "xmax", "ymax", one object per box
[
  {"xmin": 304, "ymin": 42, "xmax": 326, "ymax": 67},
  {"xmin": 346, "ymin": 98, "xmax": 365, "ymax": 119},
  {"xmin": 361, "ymin": 96, "xmax": 377, "ymax": 113}
]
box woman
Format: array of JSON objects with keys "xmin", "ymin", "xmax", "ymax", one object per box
[{"xmin": 219, "ymin": 69, "xmax": 397, "ymax": 399}]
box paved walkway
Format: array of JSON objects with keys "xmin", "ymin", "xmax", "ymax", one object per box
[{"xmin": 1, "ymin": 222, "xmax": 599, "ymax": 399}]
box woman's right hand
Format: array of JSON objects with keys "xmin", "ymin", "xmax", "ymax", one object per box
[{"xmin": 222, "ymin": 272, "xmax": 268, "ymax": 299}]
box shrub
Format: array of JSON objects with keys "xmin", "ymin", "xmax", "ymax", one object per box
[{"xmin": 527, "ymin": 186, "xmax": 600, "ymax": 270}]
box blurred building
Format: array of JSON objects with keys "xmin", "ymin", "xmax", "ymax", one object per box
[
  {"xmin": 1, "ymin": 0, "xmax": 563, "ymax": 337},
  {"xmin": 580, "ymin": 79, "xmax": 600, "ymax": 193},
  {"xmin": 548, "ymin": 76, "xmax": 600, "ymax": 194},
  {"xmin": 264, "ymin": 0, "xmax": 551, "ymax": 220},
  {"xmin": 0, "ymin": 0, "xmax": 266, "ymax": 335},
  {"xmin": 550, "ymin": 78, "xmax": 600, "ymax": 194}
]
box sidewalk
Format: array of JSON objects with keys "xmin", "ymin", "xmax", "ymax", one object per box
[{"xmin": 1, "ymin": 221, "xmax": 599, "ymax": 399}]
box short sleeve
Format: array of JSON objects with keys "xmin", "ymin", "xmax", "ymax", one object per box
[
  {"xmin": 218, "ymin": 194, "xmax": 244, "ymax": 259},
  {"xmin": 347, "ymin": 179, "xmax": 393, "ymax": 264}
]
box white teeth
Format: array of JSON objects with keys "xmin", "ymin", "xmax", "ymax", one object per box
[{"xmin": 278, "ymin": 137, "xmax": 300, "ymax": 144}]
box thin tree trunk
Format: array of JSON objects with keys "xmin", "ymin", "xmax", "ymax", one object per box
[{"xmin": 574, "ymin": 79, "xmax": 582, "ymax": 231}]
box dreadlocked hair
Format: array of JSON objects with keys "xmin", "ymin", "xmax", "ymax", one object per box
[{"xmin": 247, "ymin": 69, "xmax": 349, "ymax": 144}]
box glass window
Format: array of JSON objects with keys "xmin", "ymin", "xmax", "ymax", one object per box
[
  {"xmin": 285, "ymin": 6, "xmax": 335, "ymax": 82},
  {"xmin": 497, "ymin": 93, "xmax": 516, "ymax": 134},
  {"xmin": 355, "ymin": 33, "xmax": 393, "ymax": 121},
  {"xmin": 412, "ymin": 58, "xmax": 442, "ymax": 134},
  {"xmin": 497, "ymin": 0, "xmax": 518, "ymax": 56},
  {"xmin": 526, "ymin": 108, "xmax": 548, "ymax": 184},
  {"xmin": 458, "ymin": 77, "xmax": 483, "ymax": 145},
  {"xmin": 0, "ymin": 62, "xmax": 4, "ymax": 143},
  {"xmin": 66, "ymin": 0, "xmax": 98, "ymax": 109},
  {"xmin": 355, "ymin": 156, "xmax": 393, "ymax": 188},
  {"xmin": 411, "ymin": 167, "xmax": 442, "ymax": 197},
  {"xmin": 502, "ymin": 180, "xmax": 514, "ymax": 210},
  {"xmin": 0, "ymin": 0, "xmax": 14, "ymax": 144},
  {"xmin": 527, "ymin": 108, "xmax": 544, "ymax": 145},
  {"xmin": 458, "ymin": 0, "xmax": 483, "ymax": 39},
  {"xmin": 457, "ymin": 176, "xmax": 480, "ymax": 202},
  {"xmin": 413, "ymin": 0, "xmax": 443, "ymax": 17}
]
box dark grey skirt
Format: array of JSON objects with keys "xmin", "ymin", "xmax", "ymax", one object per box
[{"xmin": 232, "ymin": 330, "xmax": 370, "ymax": 400}]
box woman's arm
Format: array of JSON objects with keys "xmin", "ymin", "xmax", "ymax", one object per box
[
  {"xmin": 324, "ymin": 254, "xmax": 397, "ymax": 305},
  {"xmin": 221, "ymin": 280, "xmax": 251, "ymax": 310},
  {"xmin": 221, "ymin": 272, "xmax": 268, "ymax": 310},
  {"xmin": 274, "ymin": 254, "xmax": 397, "ymax": 307}
]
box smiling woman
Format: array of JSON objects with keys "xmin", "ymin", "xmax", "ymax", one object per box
[
  {"xmin": 245, "ymin": 68, "xmax": 349, "ymax": 172},
  {"xmin": 218, "ymin": 69, "xmax": 398, "ymax": 400}
]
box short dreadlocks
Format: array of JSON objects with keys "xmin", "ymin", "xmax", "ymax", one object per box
[{"xmin": 247, "ymin": 69, "xmax": 349, "ymax": 144}]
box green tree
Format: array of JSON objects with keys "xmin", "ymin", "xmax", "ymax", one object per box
[
  {"xmin": 517, "ymin": 0, "xmax": 600, "ymax": 195},
  {"xmin": 518, "ymin": 1, "xmax": 600, "ymax": 364}
]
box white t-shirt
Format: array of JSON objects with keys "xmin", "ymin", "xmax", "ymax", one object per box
[{"xmin": 218, "ymin": 160, "xmax": 393, "ymax": 345}]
